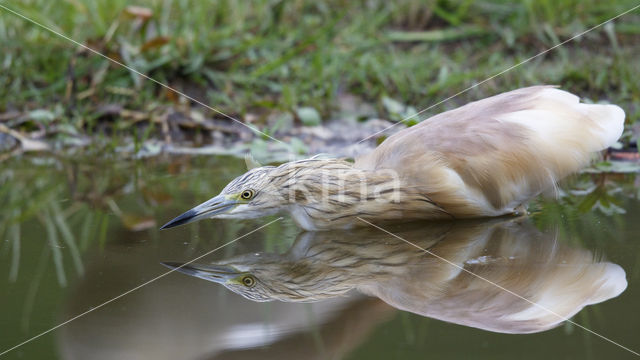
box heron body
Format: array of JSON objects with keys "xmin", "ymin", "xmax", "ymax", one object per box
[{"xmin": 161, "ymin": 86, "xmax": 625, "ymax": 231}]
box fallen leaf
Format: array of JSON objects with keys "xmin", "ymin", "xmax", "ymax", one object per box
[
  {"xmin": 296, "ymin": 107, "xmax": 321, "ymax": 126},
  {"xmin": 142, "ymin": 188, "xmax": 172, "ymax": 205},
  {"xmin": 124, "ymin": 6, "xmax": 153, "ymax": 20},
  {"xmin": 28, "ymin": 109, "xmax": 56, "ymax": 123},
  {"xmin": 20, "ymin": 137, "xmax": 50, "ymax": 152},
  {"xmin": 121, "ymin": 213, "xmax": 157, "ymax": 231},
  {"xmin": 141, "ymin": 36, "xmax": 170, "ymax": 52}
]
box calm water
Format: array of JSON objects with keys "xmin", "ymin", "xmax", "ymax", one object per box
[{"xmin": 1, "ymin": 155, "xmax": 639, "ymax": 359}]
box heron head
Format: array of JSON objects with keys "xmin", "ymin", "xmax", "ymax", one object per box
[{"xmin": 160, "ymin": 166, "xmax": 286, "ymax": 229}]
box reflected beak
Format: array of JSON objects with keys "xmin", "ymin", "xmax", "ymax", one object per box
[
  {"xmin": 160, "ymin": 195, "xmax": 237, "ymax": 230},
  {"xmin": 161, "ymin": 262, "xmax": 239, "ymax": 284}
]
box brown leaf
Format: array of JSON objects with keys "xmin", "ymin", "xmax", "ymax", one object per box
[
  {"xmin": 95, "ymin": 103, "xmax": 123, "ymax": 117},
  {"xmin": 141, "ymin": 36, "xmax": 170, "ymax": 52},
  {"xmin": 165, "ymin": 88, "xmax": 179, "ymax": 103},
  {"xmin": 121, "ymin": 109, "xmax": 149, "ymax": 122},
  {"xmin": 121, "ymin": 214, "xmax": 157, "ymax": 232},
  {"xmin": 142, "ymin": 188, "xmax": 172, "ymax": 205}
]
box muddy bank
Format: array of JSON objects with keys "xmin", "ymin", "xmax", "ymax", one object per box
[{"xmin": 0, "ymin": 97, "xmax": 407, "ymax": 163}]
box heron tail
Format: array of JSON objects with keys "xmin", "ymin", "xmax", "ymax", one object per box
[{"xmin": 494, "ymin": 86, "xmax": 625, "ymax": 182}]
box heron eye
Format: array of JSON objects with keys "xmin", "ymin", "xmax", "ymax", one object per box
[
  {"xmin": 240, "ymin": 190, "xmax": 254, "ymax": 200},
  {"xmin": 242, "ymin": 275, "xmax": 256, "ymax": 287}
]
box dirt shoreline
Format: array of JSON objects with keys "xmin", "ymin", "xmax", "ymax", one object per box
[{"xmin": 0, "ymin": 109, "xmax": 406, "ymax": 163}]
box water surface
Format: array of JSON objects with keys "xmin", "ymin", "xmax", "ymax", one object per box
[{"xmin": 1, "ymin": 155, "xmax": 639, "ymax": 359}]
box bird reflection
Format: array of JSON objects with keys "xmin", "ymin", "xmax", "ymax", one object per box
[{"xmin": 165, "ymin": 218, "xmax": 627, "ymax": 334}]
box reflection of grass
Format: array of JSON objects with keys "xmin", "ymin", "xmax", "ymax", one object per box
[
  {"xmin": 1, "ymin": 0, "xmax": 638, "ymax": 144},
  {"xmin": 0, "ymin": 154, "xmax": 289, "ymax": 285},
  {"xmin": 530, "ymin": 173, "xmax": 637, "ymax": 251},
  {"xmin": 8, "ymin": 224, "xmax": 20, "ymax": 281},
  {"xmin": 40, "ymin": 209, "xmax": 69, "ymax": 286}
]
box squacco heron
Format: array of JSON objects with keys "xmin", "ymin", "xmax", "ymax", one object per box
[
  {"xmin": 161, "ymin": 86, "xmax": 625, "ymax": 231},
  {"xmin": 163, "ymin": 219, "xmax": 626, "ymax": 333}
]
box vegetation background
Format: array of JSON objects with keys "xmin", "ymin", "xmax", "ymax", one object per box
[{"xmin": 1, "ymin": 0, "xmax": 639, "ymax": 155}]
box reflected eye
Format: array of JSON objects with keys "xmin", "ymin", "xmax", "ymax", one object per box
[
  {"xmin": 240, "ymin": 189, "xmax": 254, "ymax": 200},
  {"xmin": 242, "ymin": 275, "xmax": 256, "ymax": 287}
]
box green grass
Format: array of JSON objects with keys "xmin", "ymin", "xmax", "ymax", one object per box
[{"xmin": 1, "ymin": 0, "xmax": 639, "ymax": 140}]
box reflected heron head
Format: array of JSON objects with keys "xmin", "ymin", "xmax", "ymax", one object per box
[
  {"xmin": 162, "ymin": 261, "xmax": 276, "ymax": 302},
  {"xmin": 162, "ymin": 250, "xmax": 356, "ymax": 302}
]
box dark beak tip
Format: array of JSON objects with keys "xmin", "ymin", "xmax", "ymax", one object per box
[
  {"xmin": 159, "ymin": 222, "xmax": 174, "ymax": 230},
  {"xmin": 159, "ymin": 209, "xmax": 197, "ymax": 230},
  {"xmin": 161, "ymin": 261, "xmax": 183, "ymax": 269}
]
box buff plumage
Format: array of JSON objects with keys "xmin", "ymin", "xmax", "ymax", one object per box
[{"xmin": 161, "ymin": 86, "xmax": 625, "ymax": 231}]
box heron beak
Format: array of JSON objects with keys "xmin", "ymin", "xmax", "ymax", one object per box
[
  {"xmin": 160, "ymin": 195, "xmax": 237, "ymax": 230},
  {"xmin": 161, "ymin": 262, "xmax": 239, "ymax": 284}
]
